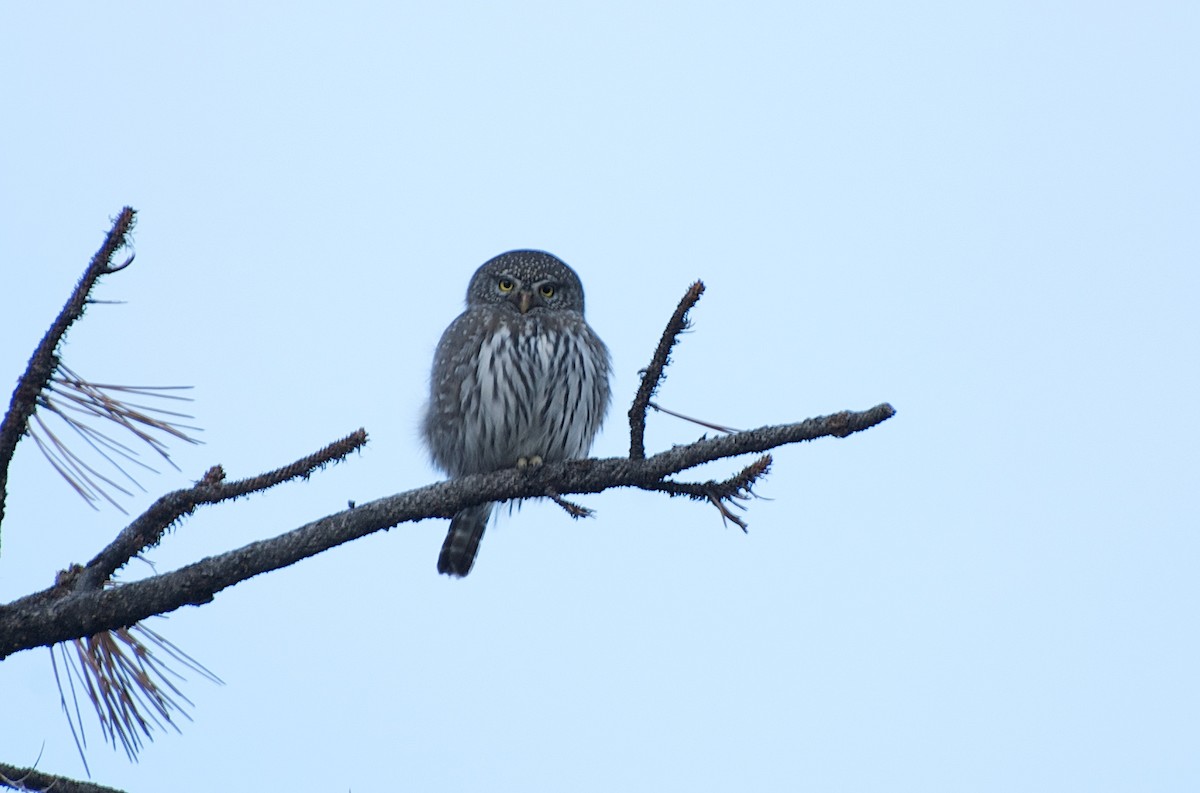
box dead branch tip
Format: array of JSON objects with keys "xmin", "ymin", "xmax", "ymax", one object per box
[{"xmin": 628, "ymin": 280, "xmax": 706, "ymax": 460}]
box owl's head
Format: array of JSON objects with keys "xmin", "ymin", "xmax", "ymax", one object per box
[{"xmin": 466, "ymin": 250, "xmax": 587, "ymax": 315}]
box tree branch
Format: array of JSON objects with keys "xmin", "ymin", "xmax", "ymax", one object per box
[
  {"xmin": 0, "ymin": 208, "xmax": 136, "ymax": 531},
  {"xmin": 0, "ymin": 761, "xmax": 126, "ymax": 793},
  {"xmin": 72, "ymin": 429, "xmax": 367, "ymax": 592},
  {"xmin": 628, "ymin": 280, "xmax": 705, "ymax": 460},
  {"xmin": 2, "ymin": 216, "xmax": 897, "ymax": 792},
  {"xmin": 644, "ymin": 453, "xmax": 772, "ymax": 531},
  {"xmin": 0, "ymin": 403, "xmax": 894, "ymax": 660}
]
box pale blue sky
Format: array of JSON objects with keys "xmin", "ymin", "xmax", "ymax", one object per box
[{"xmin": 2, "ymin": 2, "xmax": 1197, "ymax": 791}]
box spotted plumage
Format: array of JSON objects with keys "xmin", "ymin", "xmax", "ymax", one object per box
[{"xmin": 422, "ymin": 250, "xmax": 611, "ymax": 577}]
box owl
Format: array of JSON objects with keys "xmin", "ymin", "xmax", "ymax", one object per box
[{"xmin": 421, "ymin": 250, "xmax": 612, "ymax": 577}]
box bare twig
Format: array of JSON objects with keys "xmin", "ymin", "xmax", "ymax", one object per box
[
  {"xmin": 646, "ymin": 454, "xmax": 773, "ymax": 531},
  {"xmin": 545, "ymin": 489, "xmax": 593, "ymax": 518},
  {"xmin": 75, "ymin": 429, "xmax": 368, "ymax": 592},
  {"xmin": 0, "ymin": 208, "xmax": 137, "ymax": 531},
  {"xmin": 648, "ymin": 400, "xmax": 741, "ymax": 434},
  {"xmin": 628, "ymin": 280, "xmax": 705, "ymax": 459}
]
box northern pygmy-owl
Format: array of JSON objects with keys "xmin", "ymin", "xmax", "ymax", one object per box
[{"xmin": 422, "ymin": 250, "xmax": 612, "ymax": 577}]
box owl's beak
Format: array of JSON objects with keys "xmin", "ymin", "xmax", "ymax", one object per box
[{"xmin": 516, "ymin": 291, "xmax": 533, "ymax": 314}]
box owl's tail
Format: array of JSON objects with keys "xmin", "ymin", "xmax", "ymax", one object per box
[{"xmin": 438, "ymin": 502, "xmax": 493, "ymax": 577}]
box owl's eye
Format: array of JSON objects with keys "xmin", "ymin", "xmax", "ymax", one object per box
[
  {"xmin": 539, "ymin": 285, "xmax": 555, "ymax": 298},
  {"xmin": 498, "ymin": 278, "xmax": 515, "ymax": 293}
]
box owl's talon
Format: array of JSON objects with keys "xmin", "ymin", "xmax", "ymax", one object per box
[{"xmin": 516, "ymin": 455, "xmax": 544, "ymax": 470}]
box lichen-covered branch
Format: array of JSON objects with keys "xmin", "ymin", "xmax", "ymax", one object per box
[
  {"xmin": 0, "ymin": 403, "xmax": 893, "ymax": 660},
  {"xmin": 73, "ymin": 429, "xmax": 368, "ymax": 592},
  {"xmin": 646, "ymin": 454, "xmax": 773, "ymax": 531},
  {"xmin": 628, "ymin": 280, "xmax": 705, "ymax": 460},
  {"xmin": 0, "ymin": 208, "xmax": 137, "ymax": 532}
]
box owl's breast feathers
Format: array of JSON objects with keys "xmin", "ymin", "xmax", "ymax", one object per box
[{"xmin": 422, "ymin": 310, "xmax": 607, "ymax": 477}]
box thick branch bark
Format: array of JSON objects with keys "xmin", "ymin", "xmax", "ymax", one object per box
[{"xmin": 0, "ymin": 403, "xmax": 893, "ymax": 659}]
